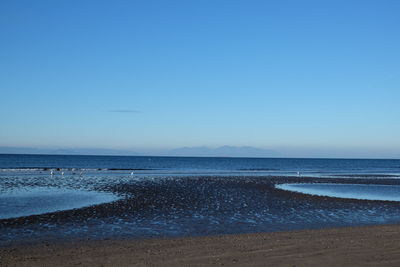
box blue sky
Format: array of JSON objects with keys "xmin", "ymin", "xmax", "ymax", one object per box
[{"xmin": 1, "ymin": 0, "xmax": 399, "ymax": 158}]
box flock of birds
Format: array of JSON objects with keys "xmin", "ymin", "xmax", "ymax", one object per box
[
  {"xmin": 48, "ymin": 170, "xmax": 301, "ymax": 177},
  {"xmin": 49, "ymin": 170, "xmax": 136, "ymax": 177}
]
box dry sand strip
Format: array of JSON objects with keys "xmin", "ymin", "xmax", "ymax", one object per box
[{"xmin": 2, "ymin": 224, "xmax": 400, "ymax": 267}]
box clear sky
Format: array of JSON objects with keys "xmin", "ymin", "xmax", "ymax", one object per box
[{"xmin": 1, "ymin": 0, "xmax": 399, "ymax": 158}]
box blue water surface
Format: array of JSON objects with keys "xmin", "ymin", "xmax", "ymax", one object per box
[
  {"xmin": 1, "ymin": 154, "xmax": 400, "ymax": 177},
  {"xmin": 276, "ymin": 183, "xmax": 400, "ymax": 201},
  {"xmin": 1, "ymin": 154, "xmax": 400, "ymax": 245}
]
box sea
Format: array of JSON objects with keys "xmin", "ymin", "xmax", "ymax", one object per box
[{"xmin": 1, "ymin": 154, "xmax": 400, "ymax": 245}]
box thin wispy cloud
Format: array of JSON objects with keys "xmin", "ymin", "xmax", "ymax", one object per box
[{"xmin": 108, "ymin": 109, "xmax": 141, "ymax": 113}]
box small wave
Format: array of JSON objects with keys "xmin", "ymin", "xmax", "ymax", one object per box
[
  {"xmin": 0, "ymin": 168, "xmax": 105, "ymax": 172},
  {"xmin": 237, "ymin": 168, "xmax": 279, "ymax": 171},
  {"xmin": 330, "ymin": 174, "xmax": 400, "ymax": 178},
  {"xmin": 0, "ymin": 167, "xmax": 160, "ymax": 172},
  {"xmin": 106, "ymin": 168, "xmax": 157, "ymax": 171}
]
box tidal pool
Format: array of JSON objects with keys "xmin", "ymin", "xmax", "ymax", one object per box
[
  {"xmin": 0, "ymin": 187, "xmax": 119, "ymax": 219},
  {"xmin": 275, "ymin": 183, "xmax": 400, "ymax": 201}
]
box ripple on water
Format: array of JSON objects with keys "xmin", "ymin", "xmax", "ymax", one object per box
[{"xmin": 4, "ymin": 177, "xmax": 400, "ymax": 245}]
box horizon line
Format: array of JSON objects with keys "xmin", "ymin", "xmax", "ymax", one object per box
[{"xmin": 0, "ymin": 152, "xmax": 399, "ymax": 161}]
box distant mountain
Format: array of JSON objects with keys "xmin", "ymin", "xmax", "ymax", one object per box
[{"xmin": 166, "ymin": 146, "xmax": 280, "ymax": 158}]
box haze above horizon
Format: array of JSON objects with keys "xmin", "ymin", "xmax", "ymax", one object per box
[{"xmin": 1, "ymin": 0, "xmax": 399, "ymax": 159}]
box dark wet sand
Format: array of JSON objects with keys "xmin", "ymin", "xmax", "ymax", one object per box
[{"xmin": 2, "ymin": 224, "xmax": 400, "ymax": 266}]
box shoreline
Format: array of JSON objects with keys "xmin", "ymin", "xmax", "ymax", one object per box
[{"xmin": 2, "ymin": 224, "xmax": 400, "ymax": 266}]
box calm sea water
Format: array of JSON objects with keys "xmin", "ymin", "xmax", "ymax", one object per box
[
  {"xmin": 1, "ymin": 154, "xmax": 400, "ymax": 246},
  {"xmin": 1, "ymin": 154, "xmax": 400, "ymax": 176}
]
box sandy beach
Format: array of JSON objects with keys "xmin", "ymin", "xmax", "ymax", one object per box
[{"xmin": 2, "ymin": 224, "xmax": 400, "ymax": 266}]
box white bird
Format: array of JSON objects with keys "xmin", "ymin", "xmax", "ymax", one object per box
[{"xmin": 130, "ymin": 171, "xmax": 134, "ymax": 177}]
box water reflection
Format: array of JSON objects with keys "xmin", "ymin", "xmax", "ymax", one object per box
[
  {"xmin": 276, "ymin": 183, "xmax": 400, "ymax": 201},
  {"xmin": 0, "ymin": 187, "xmax": 119, "ymax": 219}
]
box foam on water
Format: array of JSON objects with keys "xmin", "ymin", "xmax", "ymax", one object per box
[
  {"xmin": 276, "ymin": 183, "xmax": 400, "ymax": 201},
  {"xmin": 0, "ymin": 187, "xmax": 120, "ymax": 219}
]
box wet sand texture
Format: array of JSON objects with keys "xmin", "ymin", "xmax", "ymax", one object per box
[{"xmin": 2, "ymin": 224, "xmax": 400, "ymax": 266}]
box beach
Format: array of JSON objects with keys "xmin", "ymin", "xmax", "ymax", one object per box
[
  {"xmin": 2, "ymin": 224, "xmax": 400, "ymax": 266},
  {"xmin": 2, "ymin": 156, "xmax": 400, "ymax": 266}
]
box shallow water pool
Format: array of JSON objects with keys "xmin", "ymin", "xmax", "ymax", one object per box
[
  {"xmin": 0, "ymin": 187, "xmax": 120, "ymax": 219},
  {"xmin": 276, "ymin": 183, "xmax": 400, "ymax": 201}
]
